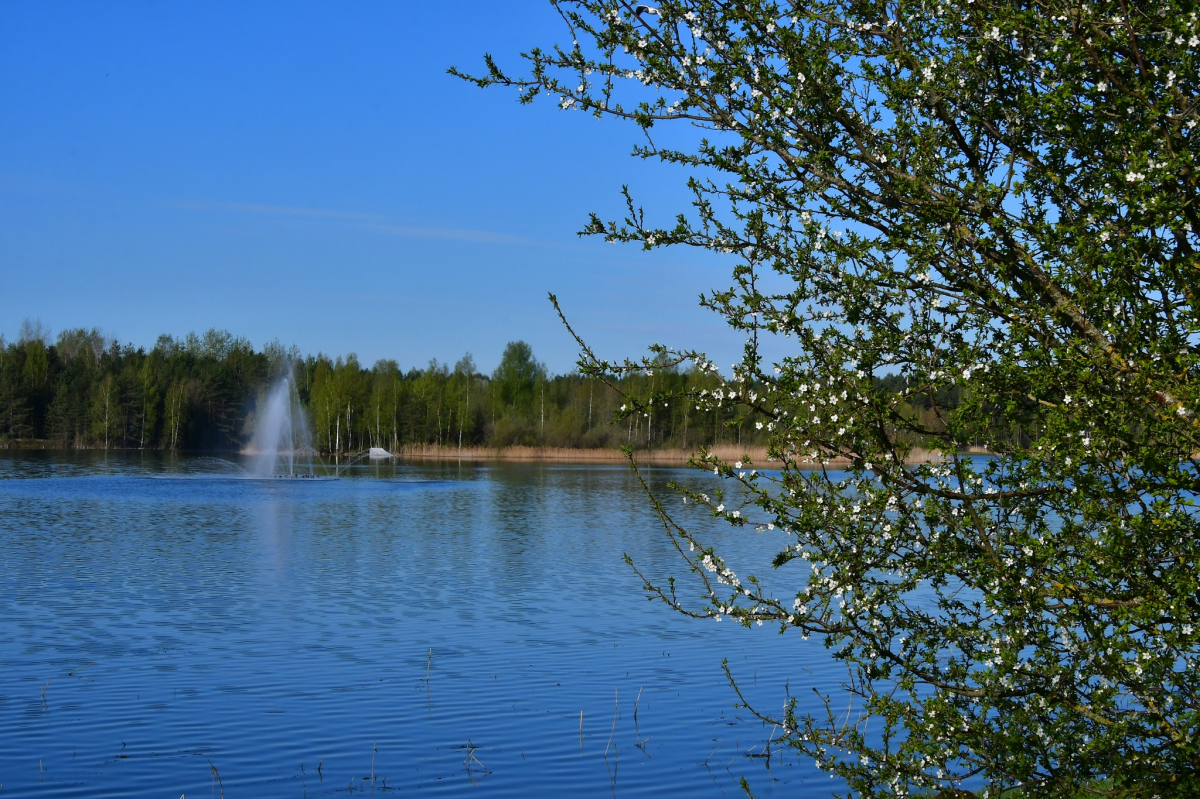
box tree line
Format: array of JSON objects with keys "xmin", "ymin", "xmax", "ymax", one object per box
[{"xmin": 0, "ymin": 322, "xmax": 781, "ymax": 453}]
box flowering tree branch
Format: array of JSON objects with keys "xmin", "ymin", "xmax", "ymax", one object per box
[{"xmin": 459, "ymin": 1, "xmax": 1200, "ymax": 794}]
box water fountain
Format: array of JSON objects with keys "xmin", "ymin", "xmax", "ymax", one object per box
[{"xmin": 248, "ymin": 373, "xmax": 317, "ymax": 478}]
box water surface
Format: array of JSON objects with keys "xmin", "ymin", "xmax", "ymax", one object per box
[{"xmin": 0, "ymin": 452, "xmax": 849, "ymax": 796}]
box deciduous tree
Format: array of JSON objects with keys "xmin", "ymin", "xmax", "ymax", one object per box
[{"xmin": 459, "ymin": 1, "xmax": 1200, "ymax": 794}]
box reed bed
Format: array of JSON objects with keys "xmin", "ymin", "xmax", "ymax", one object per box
[{"xmin": 393, "ymin": 443, "xmax": 975, "ymax": 466}]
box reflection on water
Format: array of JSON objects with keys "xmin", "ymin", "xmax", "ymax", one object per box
[{"xmin": 0, "ymin": 452, "xmax": 847, "ymax": 797}]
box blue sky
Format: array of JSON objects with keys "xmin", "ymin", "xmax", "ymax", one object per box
[{"xmin": 0, "ymin": 1, "xmax": 741, "ymax": 374}]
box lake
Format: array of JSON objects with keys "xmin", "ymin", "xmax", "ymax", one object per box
[{"xmin": 0, "ymin": 452, "xmax": 850, "ymax": 797}]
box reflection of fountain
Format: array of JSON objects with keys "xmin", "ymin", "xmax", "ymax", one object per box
[{"xmin": 249, "ymin": 374, "xmax": 316, "ymax": 478}]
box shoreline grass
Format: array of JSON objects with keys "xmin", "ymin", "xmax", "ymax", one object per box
[{"xmin": 392, "ymin": 443, "xmax": 975, "ymax": 466}]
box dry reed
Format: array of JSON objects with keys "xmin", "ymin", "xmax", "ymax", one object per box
[
  {"xmin": 604, "ymin": 689, "xmax": 618, "ymax": 758},
  {"xmin": 209, "ymin": 761, "xmax": 224, "ymax": 799},
  {"xmin": 394, "ymin": 443, "xmax": 973, "ymax": 466}
]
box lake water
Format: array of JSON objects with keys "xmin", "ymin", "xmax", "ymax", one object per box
[{"xmin": 0, "ymin": 452, "xmax": 850, "ymax": 797}]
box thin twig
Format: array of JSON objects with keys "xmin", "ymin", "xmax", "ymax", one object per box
[
  {"xmin": 604, "ymin": 689, "xmax": 618, "ymax": 758},
  {"xmin": 703, "ymin": 743, "xmax": 721, "ymax": 766},
  {"xmin": 209, "ymin": 761, "xmax": 225, "ymax": 799},
  {"xmin": 746, "ymin": 724, "xmax": 778, "ymax": 760},
  {"xmin": 458, "ymin": 739, "xmax": 491, "ymax": 774},
  {"xmin": 634, "ymin": 686, "xmax": 651, "ymax": 750}
]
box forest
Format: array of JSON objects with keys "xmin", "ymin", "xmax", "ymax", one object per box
[{"xmin": 0, "ymin": 321, "xmax": 795, "ymax": 453}]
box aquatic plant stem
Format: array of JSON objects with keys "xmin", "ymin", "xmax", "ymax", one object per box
[{"xmin": 604, "ymin": 689, "xmax": 617, "ymax": 758}]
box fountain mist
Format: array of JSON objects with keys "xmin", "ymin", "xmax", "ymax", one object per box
[{"xmin": 250, "ymin": 374, "xmax": 315, "ymax": 477}]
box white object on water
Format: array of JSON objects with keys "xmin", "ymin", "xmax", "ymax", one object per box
[{"xmin": 368, "ymin": 447, "xmax": 392, "ymax": 459}]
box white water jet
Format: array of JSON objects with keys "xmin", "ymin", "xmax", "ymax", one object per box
[{"xmin": 249, "ymin": 374, "xmax": 315, "ymax": 477}]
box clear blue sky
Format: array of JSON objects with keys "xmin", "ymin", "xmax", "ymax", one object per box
[{"xmin": 0, "ymin": 1, "xmax": 742, "ymax": 375}]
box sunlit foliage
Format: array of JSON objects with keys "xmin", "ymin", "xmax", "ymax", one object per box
[{"xmin": 459, "ymin": 0, "xmax": 1200, "ymax": 794}]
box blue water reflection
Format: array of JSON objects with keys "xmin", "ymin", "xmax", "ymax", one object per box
[{"xmin": 0, "ymin": 452, "xmax": 849, "ymax": 797}]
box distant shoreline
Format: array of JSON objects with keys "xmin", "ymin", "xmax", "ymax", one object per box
[
  {"xmin": 1, "ymin": 441, "xmax": 982, "ymax": 466},
  {"xmin": 391, "ymin": 443, "xmax": 767, "ymax": 464},
  {"xmin": 391, "ymin": 444, "xmax": 974, "ymax": 466}
]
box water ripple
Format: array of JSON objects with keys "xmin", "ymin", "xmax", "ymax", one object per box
[{"xmin": 0, "ymin": 453, "xmax": 846, "ymax": 796}]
